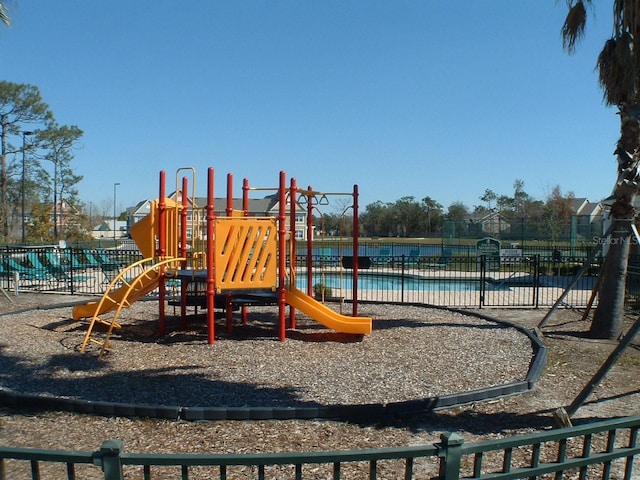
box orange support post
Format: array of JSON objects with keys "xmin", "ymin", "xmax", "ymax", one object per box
[
  {"xmin": 225, "ymin": 173, "xmax": 233, "ymax": 333},
  {"xmin": 241, "ymin": 177, "xmax": 250, "ymax": 324}
]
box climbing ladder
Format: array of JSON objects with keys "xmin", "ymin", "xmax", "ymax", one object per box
[{"xmin": 79, "ymin": 256, "xmax": 184, "ymax": 358}]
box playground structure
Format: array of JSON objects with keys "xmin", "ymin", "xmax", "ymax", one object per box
[{"xmin": 73, "ymin": 167, "xmax": 372, "ymax": 355}]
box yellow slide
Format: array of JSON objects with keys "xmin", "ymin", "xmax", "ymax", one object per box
[
  {"xmin": 284, "ymin": 287, "xmax": 372, "ymax": 334},
  {"xmin": 73, "ymin": 270, "xmax": 161, "ymax": 320}
]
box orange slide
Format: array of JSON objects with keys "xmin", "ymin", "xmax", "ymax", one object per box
[
  {"xmin": 72, "ymin": 269, "xmax": 161, "ymax": 320},
  {"xmin": 284, "ymin": 287, "xmax": 372, "ymax": 334},
  {"xmin": 73, "ymin": 197, "xmax": 182, "ymax": 322}
]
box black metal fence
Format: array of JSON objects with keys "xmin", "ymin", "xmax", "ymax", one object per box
[
  {"xmin": 297, "ymin": 252, "xmax": 603, "ymax": 309},
  {"xmin": 0, "ymin": 246, "xmax": 143, "ymax": 296},
  {"xmin": 0, "ymin": 245, "xmax": 637, "ymax": 310}
]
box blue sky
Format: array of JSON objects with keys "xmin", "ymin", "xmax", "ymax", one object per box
[{"xmin": 0, "ymin": 1, "xmax": 621, "ymax": 216}]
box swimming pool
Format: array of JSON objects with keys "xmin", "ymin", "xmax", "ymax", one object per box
[{"xmin": 294, "ymin": 273, "xmax": 509, "ymax": 292}]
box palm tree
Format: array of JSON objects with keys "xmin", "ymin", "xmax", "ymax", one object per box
[
  {"xmin": 562, "ymin": 1, "xmax": 640, "ymax": 338},
  {"xmin": 0, "ymin": 2, "xmax": 9, "ymax": 27}
]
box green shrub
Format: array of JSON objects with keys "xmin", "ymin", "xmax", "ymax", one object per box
[{"xmin": 313, "ymin": 283, "xmax": 332, "ymax": 299}]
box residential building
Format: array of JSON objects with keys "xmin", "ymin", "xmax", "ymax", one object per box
[{"xmin": 127, "ymin": 193, "xmax": 309, "ymax": 241}]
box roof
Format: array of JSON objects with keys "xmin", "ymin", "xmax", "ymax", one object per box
[
  {"xmin": 578, "ymin": 202, "xmax": 602, "ymax": 217},
  {"xmin": 569, "ymin": 198, "xmax": 589, "ymax": 214},
  {"xmin": 95, "ymin": 220, "xmax": 128, "ymax": 232},
  {"xmin": 467, "ymin": 211, "xmax": 509, "ymax": 223},
  {"xmin": 129, "ymin": 193, "xmax": 298, "ymax": 217}
]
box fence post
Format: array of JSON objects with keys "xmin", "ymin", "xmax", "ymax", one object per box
[
  {"xmin": 533, "ymin": 255, "xmax": 540, "ymax": 308},
  {"xmin": 437, "ymin": 432, "xmax": 464, "ymax": 480},
  {"xmin": 401, "ymin": 254, "xmax": 406, "ymax": 303},
  {"xmin": 478, "ymin": 255, "xmax": 486, "ymax": 309},
  {"xmin": 69, "ymin": 248, "xmax": 76, "ymax": 295},
  {"xmin": 97, "ymin": 440, "xmax": 124, "ymax": 480}
]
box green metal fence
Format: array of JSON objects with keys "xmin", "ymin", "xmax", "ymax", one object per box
[{"xmin": 2, "ymin": 415, "xmax": 639, "ymax": 479}]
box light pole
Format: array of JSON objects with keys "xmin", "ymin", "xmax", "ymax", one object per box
[
  {"xmin": 21, "ymin": 131, "xmax": 33, "ymax": 243},
  {"xmin": 113, "ymin": 182, "xmax": 120, "ymax": 242}
]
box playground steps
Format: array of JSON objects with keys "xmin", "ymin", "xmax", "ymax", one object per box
[
  {"xmin": 82, "ymin": 322, "xmax": 118, "ymax": 351},
  {"xmin": 77, "ymin": 257, "xmax": 184, "ymax": 357},
  {"xmin": 80, "ymin": 310, "xmax": 124, "ymax": 357},
  {"xmin": 79, "ymin": 273, "xmax": 161, "ymax": 357}
]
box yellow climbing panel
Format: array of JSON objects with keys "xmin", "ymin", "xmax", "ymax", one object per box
[{"xmin": 214, "ymin": 216, "xmax": 278, "ymax": 292}]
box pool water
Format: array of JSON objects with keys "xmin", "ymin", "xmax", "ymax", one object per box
[{"xmin": 294, "ymin": 273, "xmax": 509, "ymax": 292}]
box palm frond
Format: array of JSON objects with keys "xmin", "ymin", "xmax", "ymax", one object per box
[
  {"xmin": 597, "ymin": 38, "xmax": 635, "ymax": 105},
  {"xmin": 0, "ymin": 3, "xmax": 10, "ymax": 27},
  {"xmin": 562, "ymin": 1, "xmax": 588, "ymax": 54},
  {"xmin": 613, "ymin": 0, "xmax": 640, "ymax": 34}
]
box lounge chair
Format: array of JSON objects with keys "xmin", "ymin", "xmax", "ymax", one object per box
[
  {"xmin": 25, "ymin": 252, "xmax": 49, "ymax": 271},
  {"xmin": 317, "ymin": 247, "xmax": 339, "ymax": 266},
  {"xmin": 6, "ymin": 256, "xmax": 51, "ymax": 281},
  {"xmin": 406, "ymin": 248, "xmax": 421, "ymax": 266},
  {"xmin": 27, "ymin": 251, "xmax": 73, "ymax": 286},
  {"xmin": 100, "ymin": 261, "xmax": 121, "ymax": 286},
  {"xmin": 60, "ymin": 249, "xmax": 86, "ymax": 270},
  {"xmin": 79, "ymin": 249, "xmax": 103, "ymax": 268},
  {"xmin": 93, "ymin": 249, "xmax": 120, "ymax": 268},
  {"xmin": 42, "ymin": 250, "xmax": 96, "ymax": 287},
  {"xmin": 374, "ymin": 247, "xmax": 392, "ymax": 265},
  {"xmin": 43, "ymin": 251, "xmax": 64, "ymax": 268}
]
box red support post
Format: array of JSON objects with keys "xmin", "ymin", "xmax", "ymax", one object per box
[
  {"xmin": 158, "ymin": 171, "xmax": 167, "ymax": 336},
  {"xmin": 226, "ymin": 294, "xmax": 233, "ymax": 333},
  {"xmin": 226, "ymin": 173, "xmax": 234, "ymax": 216},
  {"xmin": 206, "ymin": 167, "xmax": 216, "ymax": 344},
  {"xmin": 278, "ymin": 171, "xmax": 287, "ymax": 341},
  {"xmin": 306, "ymin": 185, "xmax": 314, "ymax": 297},
  {"xmin": 242, "ymin": 178, "xmax": 249, "ymax": 216},
  {"xmin": 353, "ymin": 184, "xmax": 359, "ymax": 317}
]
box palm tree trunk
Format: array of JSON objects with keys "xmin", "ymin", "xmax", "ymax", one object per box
[
  {"xmin": 0, "ymin": 129, "xmax": 8, "ymax": 240},
  {"xmin": 591, "ymin": 103, "xmax": 640, "ymax": 339},
  {"xmin": 591, "ymin": 219, "xmax": 632, "ymax": 338}
]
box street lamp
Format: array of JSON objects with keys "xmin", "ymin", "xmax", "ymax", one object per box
[
  {"xmin": 113, "ymin": 182, "xmax": 120, "ymax": 242},
  {"xmin": 21, "ymin": 131, "xmax": 33, "ymax": 243}
]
